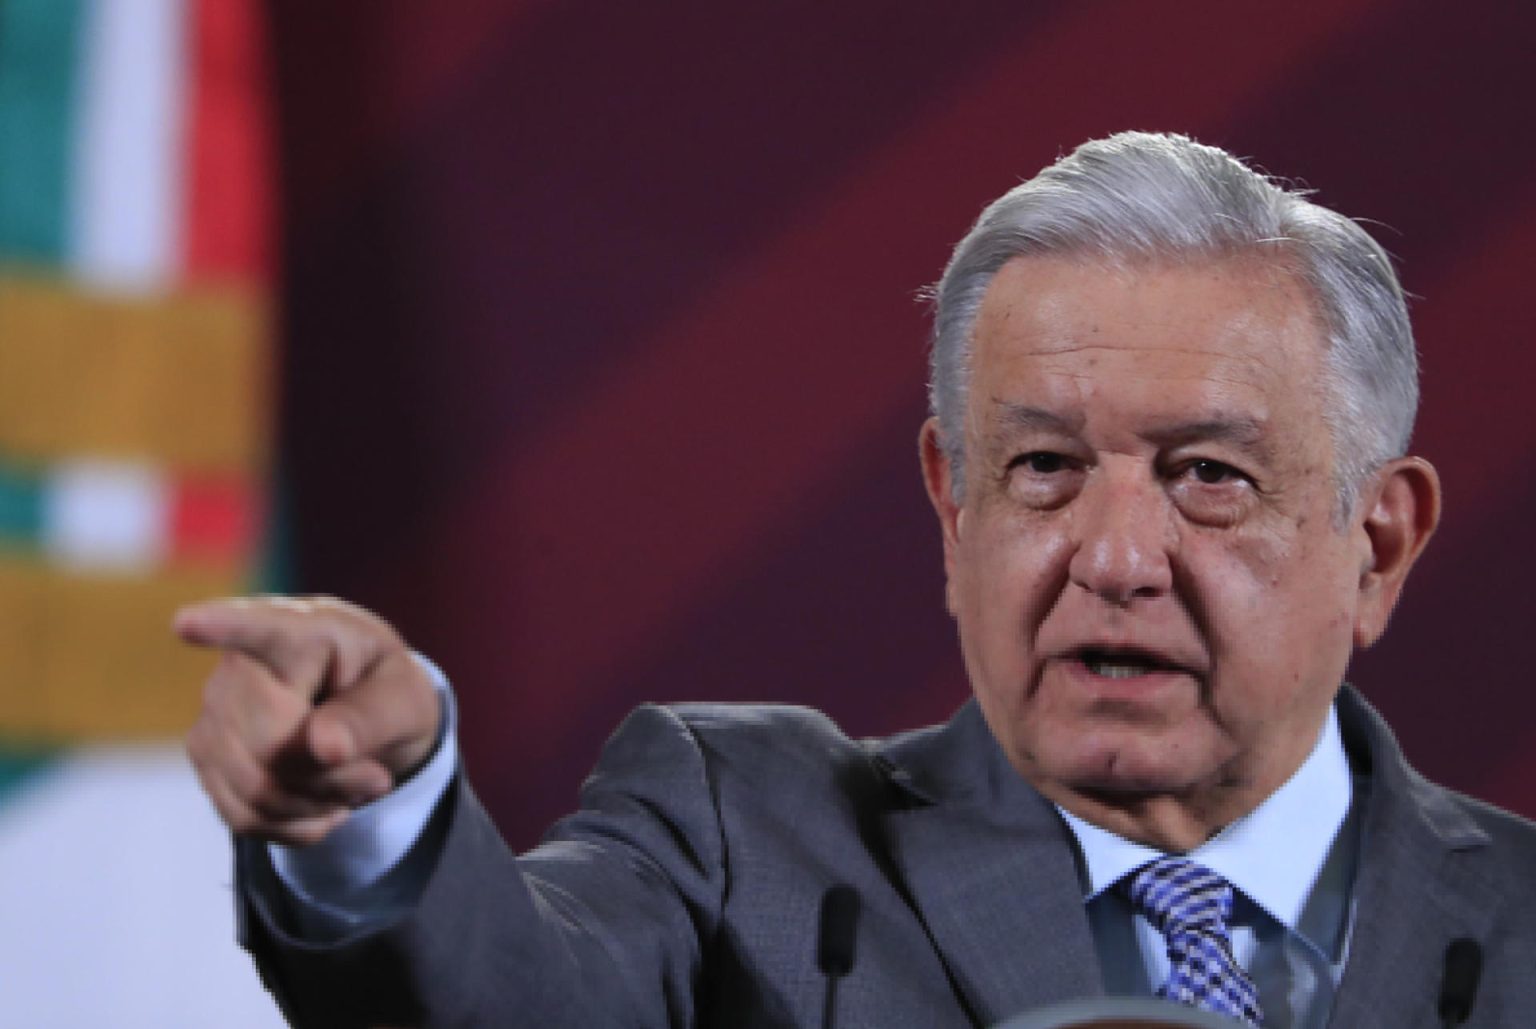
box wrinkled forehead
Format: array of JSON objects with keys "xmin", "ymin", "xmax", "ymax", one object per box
[
  {"xmin": 974, "ymin": 250, "xmax": 1325, "ymax": 343},
  {"xmin": 966, "ymin": 254, "xmax": 1333, "ymax": 442}
]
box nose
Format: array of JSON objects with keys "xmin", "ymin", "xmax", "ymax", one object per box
[{"xmin": 1067, "ymin": 467, "xmax": 1174, "ymax": 606}]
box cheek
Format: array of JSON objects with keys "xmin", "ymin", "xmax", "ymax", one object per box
[
  {"xmin": 1198, "ymin": 521, "xmax": 1359, "ymax": 684},
  {"xmin": 952, "ymin": 514, "xmax": 1071, "ymax": 679},
  {"xmin": 957, "ymin": 513, "xmax": 1071, "ymax": 626}
]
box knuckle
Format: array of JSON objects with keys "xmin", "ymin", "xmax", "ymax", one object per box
[
  {"xmin": 318, "ymin": 594, "xmax": 401, "ymax": 644},
  {"xmin": 279, "ymin": 819, "xmax": 334, "ymax": 848},
  {"xmin": 200, "ymin": 668, "xmax": 228, "ymax": 712},
  {"xmin": 201, "ymin": 654, "xmax": 254, "ymax": 712},
  {"xmin": 187, "ymin": 724, "xmax": 240, "ymax": 786},
  {"xmin": 225, "ymin": 758, "xmax": 267, "ymax": 802},
  {"xmin": 266, "ymin": 595, "xmax": 313, "ymax": 615},
  {"xmin": 249, "ymin": 792, "xmax": 292, "ymax": 821},
  {"xmin": 184, "ymin": 721, "xmax": 208, "ymax": 763},
  {"xmin": 186, "ymin": 742, "xmax": 216, "ymax": 784}
]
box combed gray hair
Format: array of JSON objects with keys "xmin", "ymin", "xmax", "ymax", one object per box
[{"xmin": 928, "ymin": 131, "xmax": 1417, "ymax": 518}]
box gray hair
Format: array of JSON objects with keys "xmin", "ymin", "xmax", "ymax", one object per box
[{"xmin": 927, "ymin": 131, "xmax": 1418, "ymax": 518}]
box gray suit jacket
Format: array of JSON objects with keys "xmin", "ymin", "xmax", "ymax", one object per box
[{"xmin": 239, "ymin": 687, "xmax": 1536, "ymax": 1027}]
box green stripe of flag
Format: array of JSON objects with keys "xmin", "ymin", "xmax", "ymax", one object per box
[
  {"xmin": 0, "ymin": 457, "xmax": 45, "ymax": 546},
  {"xmin": 0, "ymin": 742, "xmax": 57, "ymax": 805},
  {"xmin": 0, "ymin": 0, "xmax": 85, "ymax": 264}
]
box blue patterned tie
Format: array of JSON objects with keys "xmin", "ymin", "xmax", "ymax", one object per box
[{"xmin": 1124, "ymin": 856, "xmax": 1264, "ymax": 1027}]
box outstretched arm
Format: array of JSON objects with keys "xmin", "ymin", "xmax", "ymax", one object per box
[{"xmin": 180, "ymin": 597, "xmax": 724, "ymax": 1028}]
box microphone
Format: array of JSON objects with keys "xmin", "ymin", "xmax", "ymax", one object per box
[
  {"xmin": 1437, "ymin": 937, "xmax": 1483, "ymax": 1028},
  {"xmin": 817, "ymin": 885, "xmax": 861, "ymax": 1029}
]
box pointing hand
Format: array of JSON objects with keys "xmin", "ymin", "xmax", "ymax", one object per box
[{"xmin": 177, "ymin": 596, "xmax": 442, "ymax": 847}]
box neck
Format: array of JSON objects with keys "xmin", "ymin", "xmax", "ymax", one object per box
[{"xmin": 1050, "ymin": 784, "xmax": 1256, "ymax": 853}]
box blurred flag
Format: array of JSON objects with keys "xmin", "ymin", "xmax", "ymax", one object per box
[{"xmin": 0, "ymin": 0, "xmax": 283, "ymax": 1023}]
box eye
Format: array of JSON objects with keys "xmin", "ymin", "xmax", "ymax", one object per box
[
  {"xmin": 1174, "ymin": 458, "xmax": 1252, "ymax": 487},
  {"xmin": 1168, "ymin": 458, "xmax": 1257, "ymax": 526},
  {"xmin": 1003, "ymin": 450, "xmax": 1083, "ymax": 509},
  {"xmin": 1189, "ymin": 459, "xmax": 1240, "ymax": 485},
  {"xmin": 1013, "ymin": 451, "xmax": 1068, "ymax": 474}
]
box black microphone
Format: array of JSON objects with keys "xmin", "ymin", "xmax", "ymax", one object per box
[
  {"xmin": 1438, "ymin": 937, "xmax": 1483, "ymax": 1028},
  {"xmin": 817, "ymin": 885, "xmax": 861, "ymax": 1029}
]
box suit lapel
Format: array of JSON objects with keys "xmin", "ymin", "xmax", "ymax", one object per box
[
  {"xmin": 874, "ymin": 690, "xmax": 1508, "ymax": 1029},
  {"xmin": 875, "ymin": 703, "xmax": 1103, "ymax": 1026},
  {"xmin": 1327, "ymin": 689, "xmax": 1496, "ymax": 1029}
]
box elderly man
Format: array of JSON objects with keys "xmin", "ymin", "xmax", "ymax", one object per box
[{"xmin": 182, "ymin": 132, "xmax": 1536, "ymax": 1028}]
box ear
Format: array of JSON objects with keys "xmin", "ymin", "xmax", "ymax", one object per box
[
  {"xmin": 1353, "ymin": 456, "xmax": 1441, "ymax": 648},
  {"xmin": 919, "ymin": 418, "xmax": 965, "ymax": 615}
]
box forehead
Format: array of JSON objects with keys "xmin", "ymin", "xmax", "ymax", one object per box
[{"xmin": 968, "ymin": 255, "xmax": 1330, "ymax": 438}]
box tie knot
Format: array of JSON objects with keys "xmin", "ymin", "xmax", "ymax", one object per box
[{"xmin": 1123, "ymin": 855, "xmax": 1235, "ymax": 936}]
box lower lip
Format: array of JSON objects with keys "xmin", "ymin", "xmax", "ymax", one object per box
[{"xmin": 1058, "ymin": 658, "xmax": 1193, "ymax": 699}]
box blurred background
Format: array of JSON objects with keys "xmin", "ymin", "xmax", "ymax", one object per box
[{"xmin": 2, "ymin": 1, "xmax": 1534, "ymax": 1024}]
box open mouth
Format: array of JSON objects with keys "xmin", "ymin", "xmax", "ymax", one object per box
[{"xmin": 1076, "ymin": 647, "xmax": 1185, "ymax": 680}]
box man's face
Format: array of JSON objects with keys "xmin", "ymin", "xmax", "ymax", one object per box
[{"xmin": 923, "ymin": 255, "xmax": 1379, "ymax": 836}]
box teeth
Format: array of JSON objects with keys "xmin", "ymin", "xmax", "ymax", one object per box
[{"xmin": 1088, "ymin": 660, "xmax": 1152, "ymax": 679}]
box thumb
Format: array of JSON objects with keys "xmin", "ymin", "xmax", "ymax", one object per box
[
  {"xmin": 305, "ymin": 706, "xmax": 362, "ymax": 766},
  {"xmin": 304, "ymin": 651, "xmax": 442, "ymax": 780}
]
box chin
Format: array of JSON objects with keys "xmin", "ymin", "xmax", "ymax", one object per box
[{"xmin": 1029, "ymin": 735, "xmax": 1223, "ymax": 800}]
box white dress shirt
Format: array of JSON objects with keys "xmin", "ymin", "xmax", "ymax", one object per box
[{"xmin": 1057, "ymin": 707, "xmax": 1359, "ymax": 1029}]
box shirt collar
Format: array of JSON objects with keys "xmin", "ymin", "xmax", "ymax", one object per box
[{"xmin": 1058, "ymin": 704, "xmax": 1353, "ymax": 940}]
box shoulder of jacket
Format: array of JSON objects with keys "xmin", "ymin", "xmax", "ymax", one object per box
[
  {"xmin": 1444, "ymin": 788, "xmax": 1536, "ymax": 854},
  {"xmin": 627, "ymin": 701, "xmax": 898, "ymax": 776}
]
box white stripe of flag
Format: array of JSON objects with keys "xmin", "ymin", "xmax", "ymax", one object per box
[
  {"xmin": 68, "ymin": 0, "xmax": 188, "ymax": 293},
  {"xmin": 44, "ymin": 458, "xmax": 169, "ymax": 573}
]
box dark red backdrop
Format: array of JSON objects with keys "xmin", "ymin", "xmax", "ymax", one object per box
[{"xmin": 267, "ymin": 1, "xmax": 1536, "ymax": 847}]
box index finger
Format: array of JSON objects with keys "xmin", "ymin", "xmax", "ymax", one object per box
[
  {"xmin": 176, "ymin": 596, "xmax": 294, "ymax": 647},
  {"xmin": 174, "ymin": 597, "xmax": 335, "ymax": 695}
]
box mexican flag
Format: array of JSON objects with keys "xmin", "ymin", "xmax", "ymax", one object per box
[{"xmin": 0, "ymin": 0, "xmax": 284, "ymax": 1023}]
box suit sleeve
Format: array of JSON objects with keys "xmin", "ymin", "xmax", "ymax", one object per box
[{"xmin": 236, "ymin": 704, "xmax": 729, "ymax": 1029}]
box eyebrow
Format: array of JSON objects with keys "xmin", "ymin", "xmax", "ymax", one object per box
[
  {"xmin": 987, "ymin": 402, "xmax": 1275, "ymax": 460},
  {"xmin": 991, "ymin": 403, "xmax": 1083, "ymax": 437},
  {"xmin": 1147, "ymin": 416, "xmax": 1269, "ymax": 450}
]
